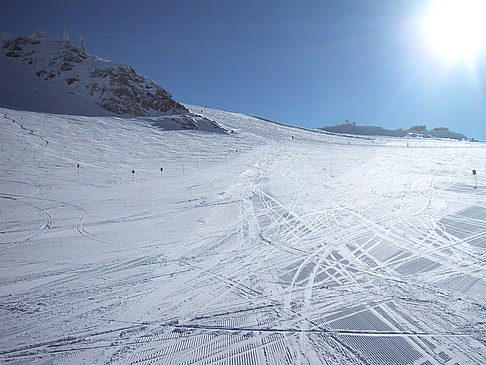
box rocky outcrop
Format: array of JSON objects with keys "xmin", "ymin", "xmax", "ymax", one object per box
[
  {"xmin": 86, "ymin": 66, "xmax": 184, "ymax": 115},
  {"xmin": 1, "ymin": 31, "xmax": 188, "ymax": 117}
]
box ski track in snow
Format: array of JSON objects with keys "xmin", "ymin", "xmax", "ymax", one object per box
[{"xmin": 0, "ymin": 106, "xmax": 485, "ymax": 364}]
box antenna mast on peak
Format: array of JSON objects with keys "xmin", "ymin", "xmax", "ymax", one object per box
[
  {"xmin": 79, "ymin": 36, "xmax": 86, "ymax": 53},
  {"xmin": 62, "ymin": 25, "xmax": 69, "ymax": 42}
]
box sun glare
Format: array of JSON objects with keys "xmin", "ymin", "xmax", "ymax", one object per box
[{"xmin": 422, "ymin": 0, "xmax": 486, "ymax": 62}]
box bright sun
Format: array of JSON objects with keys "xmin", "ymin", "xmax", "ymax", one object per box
[{"xmin": 422, "ymin": 0, "xmax": 486, "ymax": 62}]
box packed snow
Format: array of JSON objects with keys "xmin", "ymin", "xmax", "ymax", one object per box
[{"xmin": 0, "ymin": 106, "xmax": 485, "ymax": 364}]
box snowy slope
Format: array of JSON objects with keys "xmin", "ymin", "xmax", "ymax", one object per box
[{"xmin": 0, "ymin": 105, "xmax": 485, "ymax": 364}]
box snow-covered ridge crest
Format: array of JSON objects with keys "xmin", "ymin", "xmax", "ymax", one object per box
[
  {"xmin": 0, "ymin": 31, "xmax": 186, "ymax": 116},
  {"xmin": 0, "ymin": 31, "xmax": 225, "ymax": 132}
]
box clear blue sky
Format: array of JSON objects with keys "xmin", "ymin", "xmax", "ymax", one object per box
[{"xmin": 1, "ymin": 0, "xmax": 485, "ymax": 140}]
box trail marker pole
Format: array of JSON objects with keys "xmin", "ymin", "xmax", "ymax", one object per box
[
  {"xmin": 132, "ymin": 169, "xmax": 135, "ymax": 182},
  {"xmin": 77, "ymin": 163, "xmax": 80, "ymax": 174},
  {"xmin": 473, "ymin": 170, "xmax": 477, "ymax": 189},
  {"xmin": 33, "ymin": 153, "xmax": 36, "ymax": 164},
  {"xmin": 160, "ymin": 167, "xmax": 163, "ymax": 178}
]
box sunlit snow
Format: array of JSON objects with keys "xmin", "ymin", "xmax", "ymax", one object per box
[{"xmin": 0, "ymin": 105, "xmax": 485, "ymax": 364}]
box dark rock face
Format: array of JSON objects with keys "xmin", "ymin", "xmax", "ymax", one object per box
[
  {"xmin": 87, "ymin": 66, "xmax": 186, "ymax": 115},
  {"xmin": 2, "ymin": 36, "xmax": 40, "ymax": 57},
  {"xmin": 65, "ymin": 77, "xmax": 79, "ymax": 85}
]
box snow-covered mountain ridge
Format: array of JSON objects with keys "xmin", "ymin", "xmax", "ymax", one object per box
[
  {"xmin": 0, "ymin": 31, "xmax": 187, "ymax": 116},
  {"xmin": 0, "ymin": 31, "xmax": 224, "ymax": 132},
  {"xmin": 320, "ymin": 123, "xmax": 471, "ymax": 141}
]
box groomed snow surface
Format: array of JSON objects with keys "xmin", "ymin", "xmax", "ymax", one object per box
[{"xmin": 0, "ymin": 106, "xmax": 485, "ymax": 364}]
